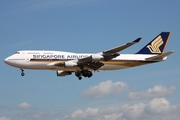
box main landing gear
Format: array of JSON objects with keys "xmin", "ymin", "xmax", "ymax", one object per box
[
  {"xmin": 75, "ymin": 70, "xmax": 93, "ymax": 80},
  {"xmin": 20, "ymin": 69, "xmax": 25, "ymax": 76}
]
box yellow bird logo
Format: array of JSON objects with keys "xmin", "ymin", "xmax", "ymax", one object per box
[{"xmin": 147, "ymin": 36, "xmax": 164, "ymax": 53}]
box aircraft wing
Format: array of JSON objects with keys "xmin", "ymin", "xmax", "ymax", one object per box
[
  {"xmin": 49, "ymin": 38, "xmax": 141, "ymax": 70},
  {"xmin": 51, "ymin": 58, "xmax": 104, "ymax": 70},
  {"xmin": 75, "ymin": 37, "xmax": 142, "ymax": 64},
  {"xmin": 77, "ymin": 38, "xmax": 141, "ymax": 69},
  {"xmin": 103, "ymin": 37, "xmax": 142, "ymax": 54},
  {"xmin": 97, "ymin": 37, "xmax": 142, "ymax": 61}
]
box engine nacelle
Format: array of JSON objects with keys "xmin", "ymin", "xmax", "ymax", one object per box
[
  {"xmin": 91, "ymin": 54, "xmax": 103, "ymax": 61},
  {"xmin": 56, "ymin": 70, "xmax": 72, "ymax": 76},
  {"xmin": 64, "ymin": 61, "xmax": 77, "ymax": 68}
]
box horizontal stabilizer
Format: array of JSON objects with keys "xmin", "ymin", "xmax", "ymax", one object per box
[{"xmin": 146, "ymin": 51, "xmax": 174, "ymax": 61}]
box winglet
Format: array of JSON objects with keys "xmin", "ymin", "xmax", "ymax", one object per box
[
  {"xmin": 137, "ymin": 32, "xmax": 171, "ymax": 54},
  {"xmin": 134, "ymin": 37, "xmax": 142, "ymax": 43}
]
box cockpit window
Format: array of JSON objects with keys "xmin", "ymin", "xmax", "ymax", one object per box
[{"xmin": 15, "ymin": 52, "xmax": 20, "ymax": 54}]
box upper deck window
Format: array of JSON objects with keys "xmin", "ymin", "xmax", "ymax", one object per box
[{"xmin": 15, "ymin": 52, "xmax": 20, "ymax": 54}]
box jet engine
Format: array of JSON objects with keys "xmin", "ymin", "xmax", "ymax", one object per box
[
  {"xmin": 91, "ymin": 54, "xmax": 103, "ymax": 61},
  {"xmin": 64, "ymin": 61, "xmax": 77, "ymax": 68},
  {"xmin": 56, "ymin": 70, "xmax": 72, "ymax": 76}
]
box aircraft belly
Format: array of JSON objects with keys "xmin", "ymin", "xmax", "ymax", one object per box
[
  {"xmin": 56, "ymin": 67, "xmax": 80, "ymax": 71},
  {"xmin": 15, "ymin": 61, "xmax": 49, "ymax": 69},
  {"xmin": 9, "ymin": 60, "xmax": 27, "ymax": 68}
]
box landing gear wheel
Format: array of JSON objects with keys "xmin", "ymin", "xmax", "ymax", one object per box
[
  {"xmin": 75, "ymin": 72, "xmax": 82, "ymax": 80},
  {"xmin": 87, "ymin": 71, "xmax": 93, "ymax": 78},
  {"xmin": 78, "ymin": 77, "xmax": 82, "ymax": 80},
  {"xmin": 21, "ymin": 73, "xmax": 25, "ymax": 76},
  {"xmin": 75, "ymin": 70, "xmax": 93, "ymax": 80},
  {"xmin": 81, "ymin": 70, "xmax": 93, "ymax": 78},
  {"xmin": 20, "ymin": 69, "xmax": 25, "ymax": 76}
]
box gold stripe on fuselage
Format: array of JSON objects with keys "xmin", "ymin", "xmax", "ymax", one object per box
[{"xmin": 102, "ymin": 60, "xmax": 156, "ymax": 67}]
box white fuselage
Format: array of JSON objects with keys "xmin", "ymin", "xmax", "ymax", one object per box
[{"xmin": 4, "ymin": 50, "xmax": 162, "ymax": 72}]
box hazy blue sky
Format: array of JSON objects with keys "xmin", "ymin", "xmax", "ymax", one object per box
[{"xmin": 1, "ymin": 0, "xmax": 180, "ymax": 120}]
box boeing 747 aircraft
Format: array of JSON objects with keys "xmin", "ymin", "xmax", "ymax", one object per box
[{"xmin": 4, "ymin": 32, "xmax": 173, "ymax": 80}]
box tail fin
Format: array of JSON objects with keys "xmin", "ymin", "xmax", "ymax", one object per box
[{"xmin": 136, "ymin": 32, "xmax": 171, "ymax": 54}]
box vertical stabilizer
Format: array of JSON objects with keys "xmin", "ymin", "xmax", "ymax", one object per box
[{"xmin": 137, "ymin": 32, "xmax": 171, "ymax": 54}]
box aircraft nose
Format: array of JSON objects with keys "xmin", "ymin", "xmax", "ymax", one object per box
[
  {"xmin": 4, "ymin": 57, "xmax": 12, "ymax": 65},
  {"xmin": 4, "ymin": 55, "xmax": 17, "ymax": 67},
  {"xmin": 4, "ymin": 57, "xmax": 9, "ymax": 64},
  {"xmin": 4, "ymin": 57, "xmax": 8, "ymax": 64}
]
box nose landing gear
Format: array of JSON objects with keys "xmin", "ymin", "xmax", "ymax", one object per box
[{"xmin": 20, "ymin": 69, "xmax": 25, "ymax": 76}]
